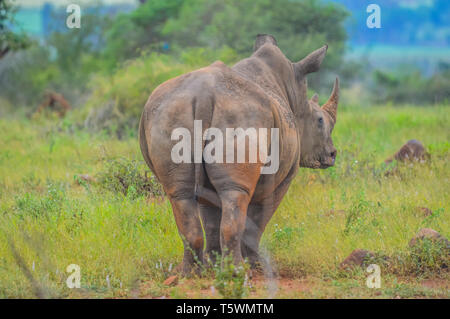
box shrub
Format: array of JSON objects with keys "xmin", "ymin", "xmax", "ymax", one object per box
[
  {"xmin": 407, "ymin": 238, "xmax": 449, "ymax": 275},
  {"xmin": 372, "ymin": 67, "xmax": 450, "ymax": 105},
  {"xmin": 212, "ymin": 252, "xmax": 249, "ymax": 299},
  {"xmin": 388, "ymin": 238, "xmax": 449, "ymax": 277},
  {"xmin": 269, "ymin": 225, "xmax": 304, "ymax": 250},
  {"xmin": 343, "ymin": 190, "xmax": 377, "ymax": 235},
  {"xmin": 14, "ymin": 180, "xmax": 66, "ymax": 218},
  {"xmin": 81, "ymin": 47, "xmax": 239, "ymax": 136},
  {"xmin": 96, "ymin": 157, "xmax": 163, "ymax": 198}
]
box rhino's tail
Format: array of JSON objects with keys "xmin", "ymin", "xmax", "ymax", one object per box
[
  {"xmin": 193, "ymin": 96, "xmax": 222, "ymax": 208},
  {"xmin": 139, "ymin": 109, "xmax": 157, "ymax": 178}
]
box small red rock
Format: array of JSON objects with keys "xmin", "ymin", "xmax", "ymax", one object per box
[
  {"xmin": 408, "ymin": 228, "xmax": 449, "ymax": 247},
  {"xmin": 340, "ymin": 249, "xmax": 375, "ymax": 269},
  {"xmin": 385, "ymin": 140, "xmax": 429, "ymax": 164},
  {"xmin": 163, "ymin": 275, "xmax": 178, "ymax": 286},
  {"xmin": 415, "ymin": 207, "xmax": 433, "ymax": 217}
]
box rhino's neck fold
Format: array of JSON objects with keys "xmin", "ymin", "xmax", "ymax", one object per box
[{"xmin": 232, "ymin": 44, "xmax": 309, "ymax": 127}]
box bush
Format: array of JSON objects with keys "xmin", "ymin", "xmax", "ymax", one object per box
[
  {"xmin": 372, "ymin": 67, "xmax": 450, "ymax": 105},
  {"xmin": 96, "ymin": 157, "xmax": 163, "ymax": 198},
  {"xmin": 212, "ymin": 252, "xmax": 250, "ymax": 299},
  {"xmin": 14, "ymin": 180, "xmax": 66, "ymax": 219},
  {"xmin": 388, "ymin": 239, "xmax": 449, "ymax": 277},
  {"xmin": 81, "ymin": 47, "xmax": 239, "ymax": 136},
  {"xmin": 407, "ymin": 239, "xmax": 449, "ymax": 275}
]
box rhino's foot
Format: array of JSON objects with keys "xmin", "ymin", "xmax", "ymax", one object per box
[
  {"xmin": 243, "ymin": 251, "xmax": 278, "ymax": 277},
  {"xmin": 169, "ymin": 197, "xmax": 205, "ymax": 277},
  {"xmin": 241, "ymin": 242, "xmax": 260, "ymax": 268},
  {"xmin": 203, "ymin": 250, "xmax": 221, "ymax": 268},
  {"xmin": 173, "ymin": 260, "xmax": 204, "ymax": 278},
  {"xmin": 244, "ymin": 253, "xmax": 263, "ymax": 270}
]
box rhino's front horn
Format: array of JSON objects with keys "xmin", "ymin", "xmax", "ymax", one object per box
[{"xmin": 322, "ymin": 77, "xmax": 339, "ymax": 124}]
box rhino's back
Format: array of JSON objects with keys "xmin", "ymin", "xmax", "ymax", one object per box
[
  {"xmin": 140, "ymin": 61, "xmax": 298, "ymax": 198},
  {"xmin": 143, "ymin": 61, "xmax": 281, "ymax": 139}
]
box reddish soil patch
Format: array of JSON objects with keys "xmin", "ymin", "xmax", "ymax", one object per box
[{"xmin": 420, "ymin": 279, "xmax": 449, "ymax": 290}]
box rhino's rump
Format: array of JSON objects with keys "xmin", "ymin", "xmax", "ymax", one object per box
[{"xmin": 140, "ymin": 63, "xmax": 298, "ymax": 201}]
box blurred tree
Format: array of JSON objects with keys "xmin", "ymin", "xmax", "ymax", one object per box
[
  {"xmin": 372, "ymin": 66, "xmax": 450, "ymax": 104},
  {"xmin": 163, "ymin": 0, "xmax": 348, "ymax": 69},
  {"xmin": 0, "ymin": 0, "xmax": 29, "ymax": 59},
  {"xmin": 0, "ymin": 45, "xmax": 57, "ymax": 107},
  {"xmin": 0, "ymin": 7, "xmax": 108, "ymax": 107},
  {"xmin": 102, "ymin": 0, "xmax": 183, "ymax": 70},
  {"xmin": 103, "ymin": 0, "xmax": 349, "ymax": 75},
  {"xmin": 47, "ymin": 10, "xmax": 107, "ymax": 86}
]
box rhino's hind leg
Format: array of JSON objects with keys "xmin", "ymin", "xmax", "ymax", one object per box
[
  {"xmin": 169, "ymin": 197, "xmax": 204, "ymax": 276},
  {"xmin": 199, "ymin": 204, "xmax": 221, "ymax": 265},
  {"xmin": 219, "ymin": 190, "xmax": 251, "ymax": 265},
  {"xmin": 241, "ymin": 204, "xmax": 265, "ymax": 269},
  {"xmin": 242, "ymin": 184, "xmax": 288, "ymax": 270},
  {"xmin": 241, "ymin": 203, "xmax": 280, "ymax": 271}
]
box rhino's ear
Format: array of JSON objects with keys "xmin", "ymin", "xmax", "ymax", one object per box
[
  {"xmin": 294, "ymin": 45, "xmax": 328, "ymax": 75},
  {"xmin": 253, "ymin": 34, "xmax": 277, "ymax": 52},
  {"xmin": 310, "ymin": 93, "xmax": 319, "ymax": 103}
]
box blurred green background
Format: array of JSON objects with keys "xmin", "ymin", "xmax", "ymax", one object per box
[
  {"xmin": 0, "ymin": 0, "xmax": 448, "ymax": 133},
  {"xmin": 0, "ymin": 1, "xmax": 449, "ymax": 298}
]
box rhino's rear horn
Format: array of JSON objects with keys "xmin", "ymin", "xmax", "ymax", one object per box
[
  {"xmin": 253, "ymin": 34, "xmax": 278, "ymax": 52},
  {"xmin": 322, "ymin": 77, "xmax": 339, "ymax": 123}
]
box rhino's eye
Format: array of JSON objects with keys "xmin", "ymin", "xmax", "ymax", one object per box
[{"xmin": 318, "ymin": 117, "xmax": 324, "ymax": 125}]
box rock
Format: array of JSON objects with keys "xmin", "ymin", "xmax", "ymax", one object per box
[
  {"xmin": 409, "ymin": 228, "xmax": 449, "ymax": 247},
  {"xmin": 385, "ymin": 140, "xmax": 429, "ymax": 164},
  {"xmin": 34, "ymin": 90, "xmax": 71, "ymax": 118},
  {"xmin": 415, "ymin": 207, "xmax": 433, "ymax": 217},
  {"xmin": 163, "ymin": 275, "xmax": 179, "ymax": 286},
  {"xmin": 340, "ymin": 249, "xmax": 375, "ymax": 269}
]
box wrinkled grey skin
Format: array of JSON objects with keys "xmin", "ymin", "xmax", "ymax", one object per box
[{"xmin": 139, "ymin": 34, "xmax": 339, "ymax": 274}]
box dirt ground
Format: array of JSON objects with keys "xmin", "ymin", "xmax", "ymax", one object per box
[{"xmin": 137, "ymin": 272, "xmax": 449, "ymax": 299}]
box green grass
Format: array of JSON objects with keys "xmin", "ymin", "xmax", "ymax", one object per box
[{"xmin": 0, "ymin": 105, "xmax": 448, "ymax": 298}]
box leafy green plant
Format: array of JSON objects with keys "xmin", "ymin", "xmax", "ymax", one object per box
[
  {"xmin": 388, "ymin": 237, "xmax": 449, "ymax": 277},
  {"xmin": 82, "ymin": 47, "xmax": 239, "ymax": 136},
  {"xmin": 96, "ymin": 157, "xmax": 163, "ymax": 198},
  {"xmin": 421, "ymin": 208, "xmax": 444, "ymax": 228},
  {"xmin": 14, "ymin": 180, "xmax": 66, "ymax": 219},
  {"xmin": 343, "ymin": 190, "xmax": 370, "ymax": 235},
  {"xmin": 270, "ymin": 225, "xmax": 304, "ymax": 250},
  {"xmin": 408, "ymin": 238, "xmax": 449, "ymax": 275},
  {"xmin": 0, "ymin": 0, "xmax": 30, "ymax": 59},
  {"xmin": 212, "ymin": 252, "xmax": 249, "ymax": 299}
]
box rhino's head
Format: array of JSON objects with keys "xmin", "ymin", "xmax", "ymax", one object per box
[
  {"xmin": 299, "ymin": 78, "xmax": 339, "ymax": 169},
  {"xmin": 251, "ymin": 34, "xmax": 339, "ymax": 169}
]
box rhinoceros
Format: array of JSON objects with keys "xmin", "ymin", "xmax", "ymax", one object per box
[{"xmin": 139, "ymin": 34, "xmax": 339, "ymax": 274}]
